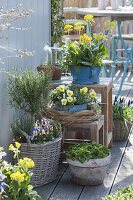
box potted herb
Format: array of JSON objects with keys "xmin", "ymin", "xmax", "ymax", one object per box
[
  {"xmin": 62, "ymin": 16, "xmax": 115, "ymax": 84},
  {"xmin": 8, "ymin": 70, "xmax": 62, "ymax": 187},
  {"xmin": 113, "ymin": 97, "xmax": 133, "ymax": 141},
  {"xmin": 66, "ymin": 142, "xmax": 111, "ymax": 185},
  {"xmin": 51, "ymin": 85, "xmax": 97, "ymax": 112},
  {"xmin": 0, "ymin": 143, "xmax": 41, "ymax": 199}
]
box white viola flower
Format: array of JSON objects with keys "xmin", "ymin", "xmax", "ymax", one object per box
[{"xmin": 0, "ymin": 152, "xmax": 6, "ymax": 160}]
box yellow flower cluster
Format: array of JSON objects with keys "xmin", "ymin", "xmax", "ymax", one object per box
[
  {"xmin": 89, "ymin": 89, "xmax": 96, "ymax": 99},
  {"xmin": 10, "ymin": 170, "xmax": 25, "ymax": 183},
  {"xmin": 9, "ymin": 142, "xmax": 21, "ymax": 151},
  {"xmin": 93, "ymin": 33, "xmax": 107, "ymax": 41},
  {"xmin": 84, "ymin": 14, "xmax": 95, "ymax": 23},
  {"xmin": 104, "ymin": 20, "xmax": 116, "ymax": 32},
  {"xmin": 80, "ymin": 34, "xmax": 92, "ymax": 45},
  {"xmin": 19, "ymin": 157, "xmax": 35, "ymax": 169},
  {"xmin": 64, "ymin": 24, "xmax": 73, "ymax": 34},
  {"xmin": 74, "ymin": 22, "xmax": 84, "ymax": 33}
]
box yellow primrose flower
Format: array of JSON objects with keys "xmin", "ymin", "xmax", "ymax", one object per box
[
  {"xmin": 80, "ymin": 34, "xmax": 92, "ymax": 44},
  {"xmin": 67, "ymin": 96, "xmax": 74, "ymax": 103},
  {"xmin": 104, "ymin": 20, "xmax": 116, "ymax": 32},
  {"xmin": 89, "ymin": 90, "xmax": 96, "ymax": 99},
  {"xmin": 19, "ymin": 157, "xmax": 35, "ymax": 169},
  {"xmin": 84, "ymin": 15, "xmax": 95, "ymax": 24},
  {"xmin": 61, "ymin": 99, "xmax": 67, "ymax": 106},
  {"xmin": 8, "ymin": 144, "xmax": 15, "ymax": 151},
  {"xmin": 80, "ymin": 87, "xmax": 88, "ymax": 94},
  {"xmin": 74, "ymin": 22, "xmax": 84, "ymax": 33},
  {"xmin": 10, "ymin": 171, "xmax": 25, "ymax": 183},
  {"xmin": 67, "ymin": 89, "xmax": 73, "ymax": 97},
  {"xmin": 93, "ymin": 33, "xmax": 107, "ymax": 41},
  {"xmin": 15, "ymin": 142, "xmax": 21, "ymax": 149},
  {"xmin": 58, "ymin": 85, "xmax": 65, "ymax": 92},
  {"xmin": 64, "ymin": 24, "xmax": 73, "ymax": 34}
]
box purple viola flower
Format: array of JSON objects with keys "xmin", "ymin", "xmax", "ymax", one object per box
[{"xmin": 0, "ymin": 182, "xmax": 8, "ymax": 192}]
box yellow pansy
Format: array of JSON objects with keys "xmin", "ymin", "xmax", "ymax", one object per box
[
  {"xmin": 61, "ymin": 99, "xmax": 67, "ymax": 106},
  {"xmin": 19, "ymin": 157, "xmax": 35, "ymax": 169},
  {"xmin": 67, "ymin": 89, "xmax": 73, "ymax": 97},
  {"xmin": 8, "ymin": 144, "xmax": 15, "ymax": 151},
  {"xmin": 64, "ymin": 24, "xmax": 73, "ymax": 34},
  {"xmin": 80, "ymin": 34, "xmax": 92, "ymax": 45},
  {"xmin": 84, "ymin": 15, "xmax": 95, "ymax": 23},
  {"xmin": 10, "ymin": 171, "xmax": 25, "ymax": 183},
  {"xmin": 15, "ymin": 142, "xmax": 21, "ymax": 149},
  {"xmin": 58, "ymin": 85, "xmax": 65, "ymax": 92},
  {"xmin": 89, "ymin": 90, "xmax": 96, "ymax": 99},
  {"xmin": 80, "ymin": 87, "xmax": 88, "ymax": 94},
  {"xmin": 67, "ymin": 96, "xmax": 74, "ymax": 103},
  {"xmin": 74, "ymin": 22, "xmax": 84, "ymax": 33}
]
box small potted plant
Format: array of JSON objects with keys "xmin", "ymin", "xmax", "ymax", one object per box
[
  {"xmin": 113, "ymin": 97, "xmax": 133, "ymax": 141},
  {"xmin": 62, "ymin": 16, "xmax": 116, "ymax": 84},
  {"xmin": 0, "ymin": 142, "xmax": 41, "ymax": 199},
  {"xmin": 37, "ymin": 44, "xmax": 62, "ymax": 80},
  {"xmin": 66, "ymin": 142, "xmax": 111, "ymax": 186},
  {"xmin": 51, "ymin": 84, "xmax": 98, "ymax": 112},
  {"xmin": 8, "ymin": 70, "xmax": 62, "ymax": 187}
]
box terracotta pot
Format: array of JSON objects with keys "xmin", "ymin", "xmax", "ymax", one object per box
[
  {"xmin": 0, "ymin": 193, "xmax": 2, "ymax": 200},
  {"xmin": 37, "ymin": 65, "xmax": 62, "ymax": 80}
]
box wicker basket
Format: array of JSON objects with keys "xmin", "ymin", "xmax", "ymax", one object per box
[
  {"xmin": 46, "ymin": 108, "xmax": 100, "ymax": 127},
  {"xmin": 113, "ymin": 120, "xmax": 131, "ymax": 141},
  {"xmin": 20, "ymin": 136, "xmax": 62, "ymax": 187}
]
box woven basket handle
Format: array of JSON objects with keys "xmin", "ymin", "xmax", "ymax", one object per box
[{"xmin": 19, "ymin": 129, "xmax": 32, "ymax": 147}]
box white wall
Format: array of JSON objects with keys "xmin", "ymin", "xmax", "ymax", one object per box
[{"xmin": 0, "ymin": 0, "xmax": 51, "ymax": 149}]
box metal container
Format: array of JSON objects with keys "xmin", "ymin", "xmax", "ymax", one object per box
[{"xmin": 67, "ymin": 154, "xmax": 111, "ymax": 186}]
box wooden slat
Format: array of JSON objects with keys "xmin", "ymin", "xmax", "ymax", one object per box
[
  {"xmin": 36, "ymin": 164, "xmax": 67, "ymax": 199},
  {"xmin": 48, "ymin": 168, "xmax": 84, "ymax": 200},
  {"xmin": 110, "ymin": 129, "xmax": 133, "ymax": 193}
]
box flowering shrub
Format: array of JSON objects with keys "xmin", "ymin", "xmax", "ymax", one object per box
[
  {"xmin": 11, "ymin": 117, "xmax": 61, "ymax": 144},
  {"xmin": 51, "ymin": 85, "xmax": 97, "ymax": 107},
  {"xmin": 62, "ymin": 15, "xmax": 115, "ymax": 69},
  {"xmin": 0, "ymin": 142, "xmax": 41, "ymax": 199}
]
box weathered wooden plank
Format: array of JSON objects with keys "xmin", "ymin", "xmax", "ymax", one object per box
[
  {"xmin": 110, "ymin": 129, "xmax": 133, "ymax": 193},
  {"xmin": 48, "ymin": 168, "xmax": 84, "ymax": 200},
  {"xmin": 78, "ymin": 141, "xmax": 128, "ymax": 200},
  {"xmin": 36, "ymin": 164, "xmax": 67, "ymax": 200}
]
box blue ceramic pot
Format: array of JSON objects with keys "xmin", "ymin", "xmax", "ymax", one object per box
[
  {"xmin": 70, "ymin": 66, "xmax": 101, "ymax": 84},
  {"xmin": 54, "ymin": 104, "xmax": 88, "ymax": 112}
]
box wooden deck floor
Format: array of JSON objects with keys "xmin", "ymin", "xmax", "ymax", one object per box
[{"xmin": 37, "ymin": 69, "xmax": 133, "ymax": 200}]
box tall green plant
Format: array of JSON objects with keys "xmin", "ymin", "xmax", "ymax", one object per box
[
  {"xmin": 51, "ymin": 0, "xmax": 64, "ymax": 45},
  {"xmin": 8, "ymin": 70, "xmax": 51, "ymax": 118}
]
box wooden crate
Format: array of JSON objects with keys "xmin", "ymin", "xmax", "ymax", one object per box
[{"xmin": 63, "ymin": 115, "xmax": 104, "ymax": 147}]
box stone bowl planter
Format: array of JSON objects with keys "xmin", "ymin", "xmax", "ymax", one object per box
[{"xmin": 67, "ymin": 154, "xmax": 111, "ymax": 186}]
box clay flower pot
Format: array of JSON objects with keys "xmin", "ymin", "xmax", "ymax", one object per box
[
  {"xmin": 37, "ymin": 64, "xmax": 62, "ymax": 80},
  {"xmin": 67, "ymin": 154, "xmax": 111, "ymax": 186}
]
